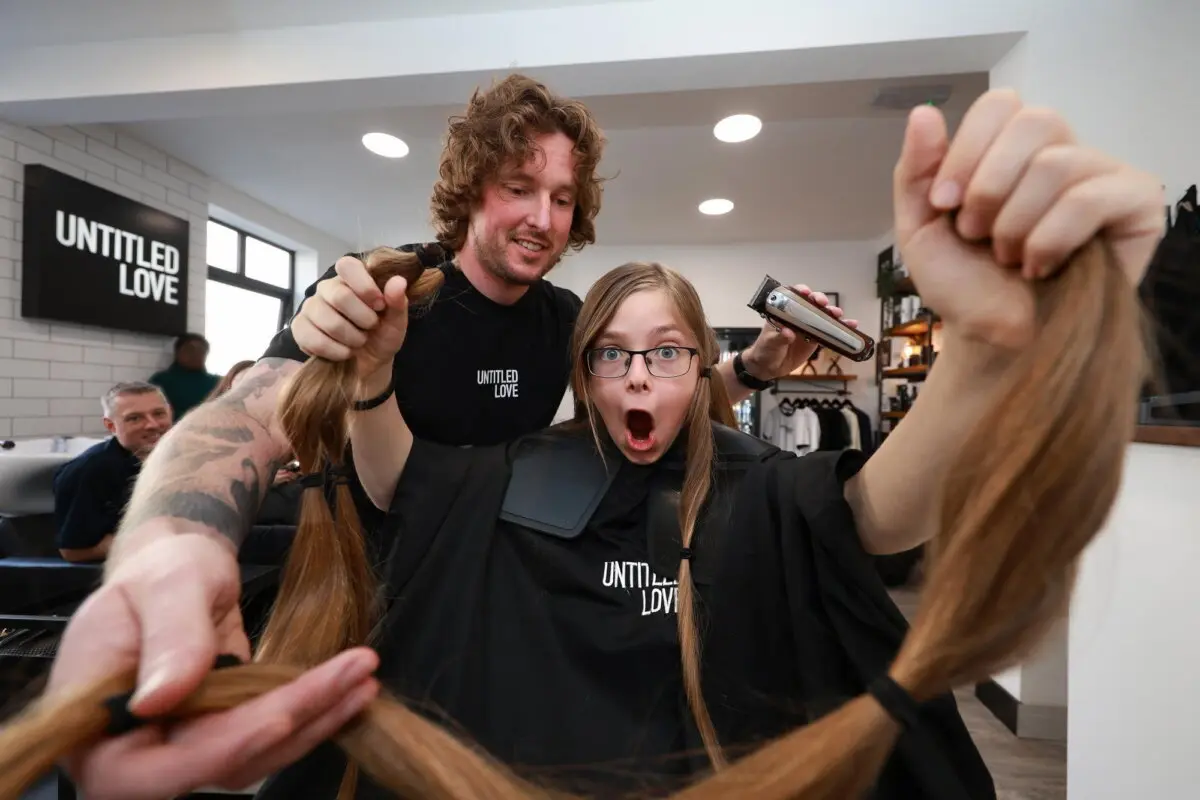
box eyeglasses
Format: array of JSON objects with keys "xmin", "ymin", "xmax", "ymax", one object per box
[{"xmin": 586, "ymin": 346, "xmax": 700, "ymax": 379}]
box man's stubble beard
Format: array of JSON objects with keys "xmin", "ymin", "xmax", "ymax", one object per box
[{"xmin": 473, "ymin": 234, "xmax": 564, "ymax": 287}]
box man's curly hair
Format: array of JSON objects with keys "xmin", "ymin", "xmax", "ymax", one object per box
[{"xmin": 431, "ymin": 74, "xmax": 606, "ymax": 253}]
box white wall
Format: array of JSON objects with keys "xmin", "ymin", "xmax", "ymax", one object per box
[
  {"xmin": 550, "ymin": 239, "xmax": 883, "ymax": 424},
  {"xmin": 1069, "ymin": 443, "xmax": 1200, "ymax": 799},
  {"xmin": 0, "ymin": 120, "xmax": 209, "ymax": 438},
  {"xmin": 989, "ymin": 3, "xmax": 1199, "ymax": 206}
]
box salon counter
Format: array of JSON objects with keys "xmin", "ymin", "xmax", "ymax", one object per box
[{"xmin": 1132, "ymin": 424, "xmax": 1200, "ymax": 448}]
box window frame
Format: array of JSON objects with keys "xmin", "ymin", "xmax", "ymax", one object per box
[{"xmin": 205, "ymin": 218, "xmax": 296, "ymax": 331}]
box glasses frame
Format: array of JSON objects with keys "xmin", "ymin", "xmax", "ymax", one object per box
[{"xmin": 585, "ymin": 346, "xmax": 701, "ymax": 379}]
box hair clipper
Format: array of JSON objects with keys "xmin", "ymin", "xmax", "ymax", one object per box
[{"xmin": 747, "ymin": 275, "xmax": 875, "ymax": 362}]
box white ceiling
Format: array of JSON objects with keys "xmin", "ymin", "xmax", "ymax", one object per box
[
  {"xmin": 0, "ymin": 0, "xmax": 998, "ymax": 249},
  {"xmin": 0, "ymin": 0, "xmax": 620, "ymax": 46},
  {"xmin": 122, "ymin": 73, "xmax": 987, "ymax": 248}
]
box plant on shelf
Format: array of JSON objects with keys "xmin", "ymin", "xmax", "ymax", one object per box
[{"xmin": 876, "ymin": 262, "xmax": 900, "ymax": 299}]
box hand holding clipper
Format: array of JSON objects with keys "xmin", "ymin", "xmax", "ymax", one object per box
[{"xmin": 747, "ymin": 275, "xmax": 875, "ymax": 362}]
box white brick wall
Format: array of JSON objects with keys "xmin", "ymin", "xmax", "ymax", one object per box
[{"xmin": 0, "ymin": 120, "xmax": 210, "ymax": 439}]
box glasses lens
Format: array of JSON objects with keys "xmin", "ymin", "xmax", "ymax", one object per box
[
  {"xmin": 647, "ymin": 347, "xmax": 694, "ymax": 378},
  {"xmin": 588, "ymin": 347, "xmax": 630, "ymax": 378}
]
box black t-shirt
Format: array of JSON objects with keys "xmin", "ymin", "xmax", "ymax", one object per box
[
  {"xmin": 51, "ymin": 437, "xmax": 141, "ymax": 552},
  {"xmin": 261, "ymin": 243, "xmax": 582, "ymax": 447},
  {"xmin": 256, "ymin": 426, "xmax": 994, "ymax": 800}
]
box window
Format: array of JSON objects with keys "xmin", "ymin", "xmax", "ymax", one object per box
[{"xmin": 205, "ymin": 220, "xmax": 295, "ymax": 375}]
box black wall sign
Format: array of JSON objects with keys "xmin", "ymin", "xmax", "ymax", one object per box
[{"xmin": 21, "ymin": 164, "xmax": 189, "ymax": 336}]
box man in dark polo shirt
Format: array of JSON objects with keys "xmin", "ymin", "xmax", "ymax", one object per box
[{"xmin": 52, "ymin": 381, "xmax": 173, "ymax": 562}]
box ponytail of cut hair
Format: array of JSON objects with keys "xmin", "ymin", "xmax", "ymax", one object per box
[
  {"xmin": 255, "ymin": 247, "xmax": 445, "ymax": 668},
  {"xmin": 0, "ymin": 238, "xmax": 1147, "ymax": 800}
]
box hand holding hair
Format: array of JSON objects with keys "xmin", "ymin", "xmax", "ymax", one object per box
[
  {"xmin": 291, "ymin": 252, "xmax": 421, "ymax": 380},
  {"xmin": 0, "ymin": 90, "xmax": 1159, "ymax": 799},
  {"xmin": 895, "ymin": 90, "xmax": 1162, "ymax": 351}
]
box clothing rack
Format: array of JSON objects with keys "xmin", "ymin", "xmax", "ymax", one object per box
[
  {"xmin": 760, "ymin": 379, "xmax": 871, "ymax": 457},
  {"xmin": 770, "ymin": 382, "xmax": 851, "ymax": 396}
]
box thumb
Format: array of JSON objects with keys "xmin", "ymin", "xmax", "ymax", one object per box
[
  {"xmin": 893, "ymin": 104, "xmax": 950, "ymax": 246},
  {"xmin": 128, "ymin": 576, "xmax": 219, "ymax": 715},
  {"xmin": 379, "ymin": 276, "xmax": 410, "ymax": 331}
]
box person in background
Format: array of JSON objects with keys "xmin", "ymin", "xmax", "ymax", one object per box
[
  {"xmin": 149, "ymin": 333, "xmax": 221, "ymax": 418},
  {"xmin": 51, "ymin": 382, "xmax": 173, "ymax": 563},
  {"xmin": 206, "ymin": 359, "xmax": 256, "ymax": 402}
]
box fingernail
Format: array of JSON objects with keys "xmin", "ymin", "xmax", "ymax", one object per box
[
  {"xmin": 130, "ymin": 665, "xmax": 171, "ymax": 707},
  {"xmin": 931, "ymin": 180, "xmax": 961, "ymax": 209}
]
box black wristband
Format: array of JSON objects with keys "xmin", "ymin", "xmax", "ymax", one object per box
[
  {"xmin": 352, "ymin": 377, "xmax": 395, "ymax": 411},
  {"xmin": 866, "ymin": 674, "xmax": 922, "ymax": 730},
  {"xmin": 733, "ymin": 352, "xmax": 772, "ymax": 391}
]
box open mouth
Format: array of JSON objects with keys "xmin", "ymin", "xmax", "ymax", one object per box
[{"xmin": 625, "ymin": 409, "xmax": 656, "ymax": 452}]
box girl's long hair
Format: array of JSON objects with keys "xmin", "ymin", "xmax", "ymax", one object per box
[
  {"xmin": 566, "ymin": 262, "xmax": 737, "ymax": 767},
  {"xmin": 0, "ymin": 238, "xmax": 1148, "ymax": 800}
]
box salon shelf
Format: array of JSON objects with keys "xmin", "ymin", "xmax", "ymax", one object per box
[
  {"xmin": 781, "ymin": 372, "xmax": 857, "ymax": 382},
  {"xmin": 882, "ymin": 366, "xmax": 928, "ymax": 379},
  {"xmin": 1133, "ymin": 425, "xmax": 1200, "ymax": 448},
  {"xmin": 885, "ymin": 318, "xmax": 941, "ymax": 338}
]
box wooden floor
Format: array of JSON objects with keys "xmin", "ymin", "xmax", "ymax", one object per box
[
  {"xmin": 892, "ymin": 589, "xmax": 1066, "ymax": 800},
  {"xmin": 956, "ymin": 687, "xmax": 1066, "ymax": 799}
]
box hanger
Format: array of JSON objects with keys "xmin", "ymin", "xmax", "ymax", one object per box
[{"xmin": 779, "ymin": 397, "xmax": 795, "ymax": 416}]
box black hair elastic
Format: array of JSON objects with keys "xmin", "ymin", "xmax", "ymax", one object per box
[
  {"xmin": 679, "ymin": 547, "xmax": 694, "ymax": 561},
  {"xmin": 298, "ymin": 465, "xmax": 353, "ymax": 491},
  {"xmin": 103, "ymin": 653, "xmax": 245, "ymax": 737},
  {"xmin": 866, "ymin": 675, "xmax": 922, "ymax": 730},
  {"xmin": 700, "ymin": 367, "xmax": 712, "ymax": 379}
]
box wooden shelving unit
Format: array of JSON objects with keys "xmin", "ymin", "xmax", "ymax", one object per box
[
  {"xmin": 876, "ymin": 245, "xmax": 935, "ymax": 447},
  {"xmin": 782, "ymin": 372, "xmax": 857, "ymax": 382},
  {"xmin": 885, "ymin": 317, "xmax": 941, "ymax": 338},
  {"xmin": 882, "ymin": 365, "xmax": 928, "ymax": 380}
]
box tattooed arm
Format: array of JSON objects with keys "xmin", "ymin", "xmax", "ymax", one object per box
[{"xmin": 109, "ymin": 357, "xmax": 300, "ymax": 569}]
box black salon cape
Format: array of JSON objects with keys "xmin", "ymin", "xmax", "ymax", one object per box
[{"xmin": 255, "ymin": 426, "xmax": 993, "ymax": 800}]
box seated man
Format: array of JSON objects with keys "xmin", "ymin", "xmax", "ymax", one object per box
[{"xmin": 52, "ymin": 382, "xmax": 173, "ymax": 562}]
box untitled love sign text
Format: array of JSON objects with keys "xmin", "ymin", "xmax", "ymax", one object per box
[{"xmin": 21, "ymin": 164, "xmax": 190, "ymax": 336}]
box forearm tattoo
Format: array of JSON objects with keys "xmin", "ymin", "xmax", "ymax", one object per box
[{"xmin": 119, "ymin": 358, "xmax": 295, "ymax": 547}]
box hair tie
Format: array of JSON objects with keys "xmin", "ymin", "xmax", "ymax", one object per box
[
  {"xmin": 700, "ymin": 367, "xmax": 712, "ymax": 379},
  {"xmin": 679, "ymin": 547, "xmax": 694, "ymax": 561},
  {"xmin": 298, "ymin": 466, "xmax": 352, "ymax": 491},
  {"xmin": 103, "ymin": 654, "xmax": 245, "ymax": 737},
  {"xmin": 866, "ymin": 675, "xmax": 922, "ymax": 730}
]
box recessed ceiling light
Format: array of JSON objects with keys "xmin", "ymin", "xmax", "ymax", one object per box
[
  {"xmin": 699, "ymin": 198, "xmax": 734, "ymax": 216},
  {"xmin": 713, "ymin": 114, "xmax": 762, "ymax": 143},
  {"xmin": 362, "ymin": 132, "xmax": 409, "ymax": 158}
]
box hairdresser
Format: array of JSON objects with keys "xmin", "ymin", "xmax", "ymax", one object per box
[{"xmin": 34, "ymin": 89, "xmax": 1163, "ymax": 799}]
